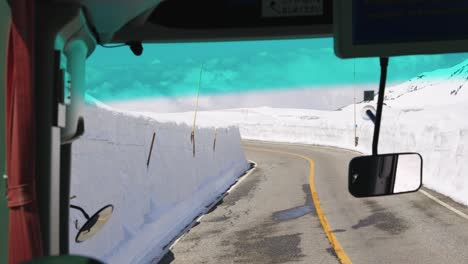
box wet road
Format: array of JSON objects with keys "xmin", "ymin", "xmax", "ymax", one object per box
[{"xmin": 160, "ymin": 140, "xmax": 468, "ymax": 264}]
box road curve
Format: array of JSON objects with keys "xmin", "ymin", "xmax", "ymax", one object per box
[{"xmin": 160, "ymin": 140, "xmax": 468, "ymax": 264}]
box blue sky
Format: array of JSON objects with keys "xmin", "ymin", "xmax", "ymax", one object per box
[{"xmin": 86, "ymin": 38, "xmax": 468, "ymax": 102}]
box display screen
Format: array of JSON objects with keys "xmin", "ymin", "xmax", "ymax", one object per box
[{"xmin": 352, "ymin": 0, "xmax": 468, "ymax": 45}]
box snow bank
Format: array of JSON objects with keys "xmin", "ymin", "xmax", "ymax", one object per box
[
  {"xmin": 231, "ymin": 106, "xmax": 468, "ymax": 207},
  {"xmin": 69, "ymin": 99, "xmax": 250, "ymax": 263},
  {"xmin": 144, "ymin": 59, "xmax": 468, "ymax": 207}
]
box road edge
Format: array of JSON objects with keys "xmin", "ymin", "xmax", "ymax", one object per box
[{"xmin": 155, "ymin": 161, "xmax": 258, "ymax": 264}]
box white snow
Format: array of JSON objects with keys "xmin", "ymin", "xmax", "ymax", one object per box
[
  {"xmin": 69, "ymin": 98, "xmax": 250, "ymax": 263},
  {"xmin": 107, "ymin": 84, "xmax": 378, "ymax": 113},
  {"xmin": 70, "ymin": 58, "xmax": 468, "ymax": 263},
  {"xmin": 133, "ymin": 59, "xmax": 468, "ymax": 207}
]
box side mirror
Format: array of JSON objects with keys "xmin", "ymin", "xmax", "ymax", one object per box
[
  {"xmin": 70, "ymin": 204, "xmax": 114, "ymax": 243},
  {"xmin": 348, "ymin": 153, "xmax": 423, "ymax": 198}
]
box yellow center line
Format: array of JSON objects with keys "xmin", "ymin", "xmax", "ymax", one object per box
[{"xmin": 244, "ymin": 146, "xmax": 352, "ymax": 264}]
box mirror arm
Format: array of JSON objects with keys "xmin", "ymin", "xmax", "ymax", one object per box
[
  {"xmin": 366, "ymin": 110, "xmax": 376, "ymax": 123},
  {"xmin": 61, "ymin": 117, "xmax": 85, "ymax": 145},
  {"xmin": 372, "ymin": 57, "xmax": 389, "ymax": 155},
  {"xmin": 70, "ymin": 204, "xmax": 91, "ymax": 220}
]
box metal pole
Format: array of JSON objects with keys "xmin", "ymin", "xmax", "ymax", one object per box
[
  {"xmin": 147, "ymin": 132, "xmax": 156, "ymax": 168},
  {"xmin": 372, "ymin": 57, "xmax": 389, "ymax": 155},
  {"xmin": 353, "ymin": 60, "xmax": 357, "ymax": 146},
  {"xmin": 59, "ymin": 144, "xmax": 71, "ymax": 254},
  {"xmin": 191, "ymin": 64, "xmax": 204, "ymax": 158}
]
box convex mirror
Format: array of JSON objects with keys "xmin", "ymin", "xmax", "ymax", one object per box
[
  {"xmin": 72, "ymin": 204, "xmax": 114, "ymax": 243},
  {"xmin": 349, "ymin": 153, "xmax": 423, "ymax": 198}
]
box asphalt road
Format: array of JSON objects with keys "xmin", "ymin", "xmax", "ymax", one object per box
[{"xmin": 160, "ymin": 140, "xmax": 468, "ymax": 264}]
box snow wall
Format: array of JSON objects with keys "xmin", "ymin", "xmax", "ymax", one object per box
[
  {"xmin": 236, "ymin": 106, "xmax": 468, "ymax": 205},
  {"xmin": 231, "ymin": 68, "xmax": 468, "ymax": 207},
  {"xmin": 69, "ymin": 101, "xmax": 250, "ymax": 264}
]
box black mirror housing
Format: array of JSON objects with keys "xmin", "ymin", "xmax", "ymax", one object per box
[{"xmin": 348, "ymin": 153, "xmax": 423, "ymax": 198}]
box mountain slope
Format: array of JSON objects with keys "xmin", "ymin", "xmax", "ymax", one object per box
[{"xmin": 382, "ymin": 59, "xmax": 468, "ymax": 108}]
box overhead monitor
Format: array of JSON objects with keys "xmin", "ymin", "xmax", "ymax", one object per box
[
  {"xmin": 334, "ymin": 0, "xmax": 468, "ymax": 58},
  {"xmin": 112, "ymin": 0, "xmax": 333, "ymax": 43}
]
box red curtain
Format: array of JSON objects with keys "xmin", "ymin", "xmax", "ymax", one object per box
[{"xmin": 6, "ymin": 0, "xmax": 43, "ymax": 263}]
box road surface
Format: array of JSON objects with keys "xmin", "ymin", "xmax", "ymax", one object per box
[{"xmin": 160, "ymin": 140, "xmax": 468, "ymax": 264}]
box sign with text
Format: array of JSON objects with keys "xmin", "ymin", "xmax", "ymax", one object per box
[
  {"xmin": 364, "ymin": 90, "xmax": 375, "ymax": 102},
  {"xmin": 262, "ymin": 0, "xmax": 324, "ymax": 17}
]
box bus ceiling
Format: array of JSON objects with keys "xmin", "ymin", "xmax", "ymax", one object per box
[
  {"xmin": 59, "ymin": 0, "xmax": 334, "ymax": 44},
  {"xmin": 111, "ymin": 0, "xmax": 333, "ymax": 43},
  {"xmin": 56, "ymin": 0, "xmax": 468, "ymax": 55}
]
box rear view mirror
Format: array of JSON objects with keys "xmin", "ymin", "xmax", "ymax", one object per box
[{"xmin": 349, "ymin": 153, "xmax": 423, "ymax": 198}]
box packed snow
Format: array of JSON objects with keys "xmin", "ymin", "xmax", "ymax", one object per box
[
  {"xmin": 69, "ymin": 97, "xmax": 250, "ymax": 263},
  {"xmin": 134, "ymin": 59, "xmax": 468, "ymax": 206}
]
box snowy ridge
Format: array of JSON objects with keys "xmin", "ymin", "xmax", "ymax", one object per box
[
  {"xmin": 382, "ymin": 59, "xmax": 468, "ymax": 107},
  {"xmin": 69, "ymin": 99, "xmax": 250, "ymax": 263}
]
